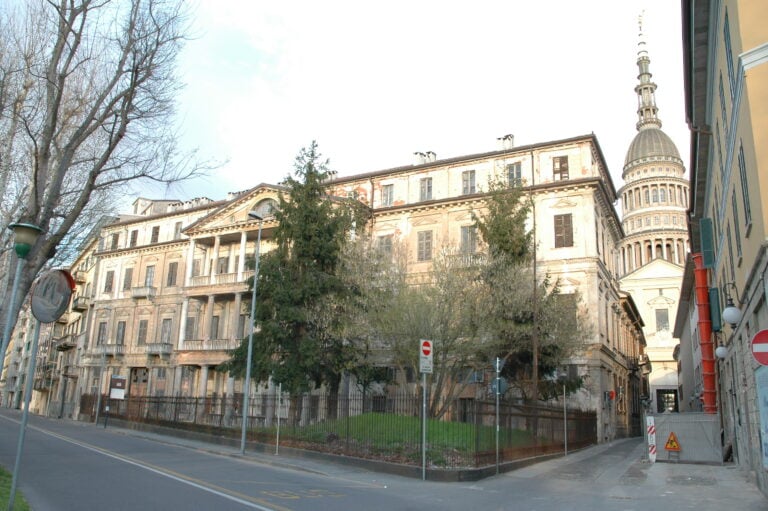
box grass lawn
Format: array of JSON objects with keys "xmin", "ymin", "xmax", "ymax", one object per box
[{"xmin": 0, "ymin": 467, "xmax": 31, "ymax": 511}]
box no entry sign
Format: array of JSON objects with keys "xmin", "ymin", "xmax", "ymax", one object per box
[
  {"xmin": 752, "ymin": 330, "xmax": 768, "ymax": 366},
  {"xmin": 419, "ymin": 339, "xmax": 433, "ymax": 374}
]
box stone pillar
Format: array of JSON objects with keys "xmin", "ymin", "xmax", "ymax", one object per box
[
  {"xmin": 199, "ymin": 365, "xmax": 209, "ymax": 398},
  {"xmin": 211, "ymin": 236, "xmax": 221, "ymax": 279},
  {"xmin": 178, "ymin": 298, "xmax": 189, "ymax": 348},
  {"xmin": 204, "ymin": 295, "xmax": 214, "ymax": 341},
  {"xmin": 184, "ymin": 239, "xmax": 196, "ymax": 286},
  {"xmin": 237, "ymin": 232, "xmax": 247, "ymax": 280}
]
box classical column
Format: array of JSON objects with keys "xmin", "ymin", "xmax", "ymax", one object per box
[
  {"xmin": 237, "ymin": 232, "xmax": 247, "ymax": 280},
  {"xmin": 199, "ymin": 365, "xmax": 209, "ymax": 398},
  {"xmin": 177, "ymin": 298, "xmax": 189, "ymax": 349},
  {"xmin": 211, "ymin": 235, "xmax": 221, "ymax": 279},
  {"xmin": 232, "ymin": 293, "xmax": 242, "ymax": 341},
  {"xmin": 204, "ymin": 295, "xmax": 214, "ymax": 341},
  {"xmin": 184, "ymin": 239, "xmax": 196, "ymax": 286}
]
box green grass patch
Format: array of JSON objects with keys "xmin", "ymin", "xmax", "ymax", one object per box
[{"xmin": 0, "ymin": 466, "xmax": 31, "ymax": 511}]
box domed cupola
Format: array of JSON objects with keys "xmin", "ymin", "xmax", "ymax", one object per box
[{"xmin": 617, "ymin": 15, "xmax": 689, "ymax": 275}]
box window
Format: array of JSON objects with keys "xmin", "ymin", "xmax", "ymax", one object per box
[
  {"xmin": 417, "ymin": 231, "xmax": 433, "ymax": 261},
  {"xmin": 122, "ymin": 268, "xmax": 133, "ymax": 291},
  {"xmin": 644, "ymin": 189, "xmax": 650, "ymax": 204},
  {"xmin": 129, "ymin": 230, "xmax": 138, "ymax": 247},
  {"xmin": 382, "ymin": 184, "xmax": 394, "ymax": 206},
  {"xmin": 167, "ymin": 262, "xmax": 178, "ymax": 287},
  {"xmin": 150, "ymin": 226, "xmax": 160, "ymax": 243},
  {"xmin": 216, "ymin": 257, "xmax": 228, "ymax": 274},
  {"xmin": 104, "ymin": 270, "xmax": 114, "ymax": 293},
  {"xmin": 655, "ymin": 309, "xmax": 669, "ymax": 332},
  {"xmin": 554, "ymin": 214, "xmax": 573, "ymax": 248},
  {"xmin": 378, "ymin": 235, "xmax": 393, "ymax": 256},
  {"xmin": 732, "ymin": 192, "xmax": 742, "ymax": 259},
  {"xmin": 462, "ymin": 170, "xmax": 476, "ymax": 194},
  {"xmin": 210, "ymin": 315, "xmax": 220, "ymax": 339},
  {"xmin": 461, "ymin": 226, "xmax": 477, "ymax": 254},
  {"xmin": 192, "ymin": 259, "xmax": 202, "ymax": 277},
  {"xmin": 237, "ymin": 315, "xmax": 247, "ymax": 339},
  {"xmin": 160, "ymin": 318, "xmax": 172, "ymax": 344},
  {"xmin": 111, "ymin": 233, "xmax": 119, "ymax": 250},
  {"xmin": 116, "ymin": 321, "xmax": 126, "ymax": 345},
  {"xmin": 507, "ymin": 162, "xmax": 522, "ymax": 186},
  {"xmin": 420, "ymin": 178, "xmax": 432, "ymax": 201},
  {"xmin": 173, "ymin": 221, "xmax": 183, "ymax": 240},
  {"xmin": 659, "ymin": 188, "xmax": 666, "ymax": 202},
  {"xmin": 724, "ymin": 10, "xmax": 735, "ymax": 98},
  {"xmin": 553, "ymin": 156, "xmax": 569, "ymax": 181},
  {"xmin": 137, "ymin": 319, "xmax": 148, "ymax": 345},
  {"xmin": 185, "ymin": 317, "xmax": 197, "ymax": 341},
  {"xmin": 651, "ymin": 188, "xmax": 658, "ymax": 203},
  {"xmin": 97, "ymin": 322, "xmax": 107, "ymax": 345},
  {"xmin": 719, "ymin": 74, "xmax": 728, "ymax": 131},
  {"xmin": 144, "ymin": 265, "xmax": 155, "ymax": 287},
  {"xmin": 738, "ymin": 144, "xmax": 752, "ymax": 228}
]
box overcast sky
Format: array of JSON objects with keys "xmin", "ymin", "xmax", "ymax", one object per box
[{"xmin": 157, "ymin": 0, "xmax": 689, "ymax": 203}]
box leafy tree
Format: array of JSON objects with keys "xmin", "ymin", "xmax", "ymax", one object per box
[
  {"xmin": 473, "ymin": 177, "xmax": 589, "ymax": 400},
  {"xmin": 228, "ymin": 142, "xmax": 368, "ymax": 412},
  {"xmin": 0, "ymin": 0, "xmax": 206, "ymax": 369}
]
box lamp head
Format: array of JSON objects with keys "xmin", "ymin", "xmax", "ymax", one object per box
[
  {"xmin": 247, "ymin": 211, "xmax": 263, "ymax": 221},
  {"xmin": 715, "ymin": 345, "xmax": 729, "ymax": 359},
  {"xmin": 722, "ymin": 296, "xmax": 742, "ymax": 326},
  {"xmin": 8, "ymin": 222, "xmax": 42, "ymax": 259}
]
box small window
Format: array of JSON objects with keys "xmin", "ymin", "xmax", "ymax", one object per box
[
  {"xmin": 151, "ymin": 226, "xmax": 160, "ymax": 243},
  {"xmin": 216, "ymin": 257, "xmax": 228, "ymax": 274},
  {"xmin": 160, "ymin": 318, "xmax": 172, "ymax": 344},
  {"xmin": 553, "ymin": 156, "xmax": 569, "ymax": 181},
  {"xmin": 420, "ymin": 177, "xmax": 433, "ymax": 201},
  {"xmin": 554, "ymin": 214, "xmax": 573, "ymax": 248},
  {"xmin": 122, "ymin": 268, "xmax": 133, "ymax": 291},
  {"xmin": 655, "ymin": 309, "xmax": 669, "ymax": 332},
  {"xmin": 129, "ymin": 230, "xmax": 138, "ymax": 247},
  {"xmin": 137, "ymin": 319, "xmax": 148, "ymax": 345},
  {"xmin": 462, "ymin": 170, "xmax": 476, "ymax": 194},
  {"xmin": 167, "ymin": 262, "xmax": 178, "ymax": 287},
  {"xmin": 185, "ymin": 317, "xmax": 197, "ymax": 341},
  {"xmin": 192, "ymin": 259, "xmax": 201, "ymax": 277},
  {"xmin": 417, "ymin": 230, "xmax": 433, "ymax": 261},
  {"xmin": 507, "ymin": 162, "xmax": 522, "ymax": 186},
  {"xmin": 111, "ymin": 233, "xmax": 120, "ymax": 250},
  {"xmin": 651, "ymin": 189, "xmax": 659, "ymax": 203},
  {"xmin": 382, "ymin": 184, "xmax": 394, "ymax": 206},
  {"xmin": 104, "ymin": 270, "xmax": 114, "ymax": 293},
  {"xmin": 461, "ymin": 226, "xmax": 477, "ymax": 254},
  {"xmin": 378, "ymin": 235, "xmax": 393, "ymax": 256},
  {"xmin": 116, "ymin": 321, "xmax": 126, "ymax": 345},
  {"xmin": 97, "ymin": 322, "xmax": 108, "ymax": 345},
  {"xmin": 210, "ymin": 315, "xmax": 220, "ymax": 340},
  {"xmin": 145, "ymin": 265, "xmax": 155, "ymax": 287},
  {"xmin": 174, "ymin": 222, "xmax": 183, "ymax": 240}
]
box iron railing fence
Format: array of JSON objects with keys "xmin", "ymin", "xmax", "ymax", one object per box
[{"xmin": 79, "ymin": 392, "xmax": 596, "ymax": 469}]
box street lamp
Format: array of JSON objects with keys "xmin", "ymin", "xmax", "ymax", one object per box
[
  {"xmin": 240, "ymin": 211, "xmax": 263, "ymax": 455},
  {"xmin": 0, "ymin": 222, "xmax": 42, "ymax": 386},
  {"xmin": 722, "ymin": 282, "xmax": 742, "ymax": 327}
]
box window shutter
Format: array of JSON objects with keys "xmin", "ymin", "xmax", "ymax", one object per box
[{"xmin": 700, "ymin": 218, "xmax": 715, "ymax": 268}]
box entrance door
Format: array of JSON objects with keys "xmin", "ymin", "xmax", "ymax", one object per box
[{"xmin": 130, "ymin": 367, "xmax": 149, "ymax": 397}]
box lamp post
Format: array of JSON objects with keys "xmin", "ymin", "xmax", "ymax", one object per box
[
  {"xmin": 240, "ymin": 211, "xmax": 263, "ymax": 455},
  {"xmin": 0, "ymin": 222, "xmax": 42, "ymax": 386}
]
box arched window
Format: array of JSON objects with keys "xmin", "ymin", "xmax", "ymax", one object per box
[
  {"xmin": 659, "ymin": 188, "xmax": 666, "ymax": 202},
  {"xmin": 651, "ymin": 188, "xmax": 659, "ymax": 203}
]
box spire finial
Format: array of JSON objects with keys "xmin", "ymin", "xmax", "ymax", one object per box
[{"xmin": 634, "ymin": 9, "xmax": 661, "ymax": 131}]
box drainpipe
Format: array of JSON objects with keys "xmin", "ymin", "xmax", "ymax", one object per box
[{"xmin": 693, "ymin": 253, "xmax": 716, "ymax": 413}]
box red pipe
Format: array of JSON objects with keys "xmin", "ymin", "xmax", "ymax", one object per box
[{"xmin": 693, "ymin": 253, "xmax": 717, "ymax": 413}]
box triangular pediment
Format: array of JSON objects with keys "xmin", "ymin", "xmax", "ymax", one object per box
[
  {"xmin": 184, "ymin": 184, "xmax": 285, "ymax": 235},
  {"xmin": 551, "ymin": 197, "xmax": 579, "ymax": 209},
  {"xmin": 619, "ymin": 258, "xmax": 684, "ymax": 283}
]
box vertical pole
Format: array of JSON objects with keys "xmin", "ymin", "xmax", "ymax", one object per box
[
  {"xmin": 8, "ymin": 319, "xmax": 41, "ymax": 511},
  {"xmin": 241, "ymin": 220, "xmax": 262, "ymax": 455},
  {"xmin": 422, "ymin": 372, "xmax": 427, "ymax": 481},
  {"xmin": 275, "ymin": 382, "xmax": 281, "ymax": 455},
  {"xmin": 495, "ymin": 357, "xmax": 500, "ymax": 474},
  {"xmin": 95, "ymin": 354, "xmax": 106, "ymax": 424},
  {"xmin": 0, "ymin": 258, "xmax": 24, "ymax": 380},
  {"xmin": 563, "ymin": 381, "xmax": 568, "ymax": 456}
]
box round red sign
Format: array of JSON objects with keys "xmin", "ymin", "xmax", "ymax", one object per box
[
  {"xmin": 421, "ymin": 340, "xmax": 432, "ymax": 356},
  {"xmin": 751, "ymin": 329, "xmax": 768, "ymax": 366}
]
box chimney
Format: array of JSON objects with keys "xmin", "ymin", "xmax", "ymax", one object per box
[
  {"xmin": 413, "ymin": 152, "xmax": 427, "ymax": 165},
  {"xmin": 497, "ymin": 134, "xmax": 515, "ymax": 150},
  {"xmin": 425, "ymin": 151, "xmax": 436, "ymax": 162}
]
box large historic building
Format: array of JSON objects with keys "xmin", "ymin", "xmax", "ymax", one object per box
[
  {"xmin": 617, "ymin": 22, "xmax": 690, "ymax": 415},
  {"xmin": 1, "ymin": 133, "xmax": 649, "ymax": 443},
  {"xmin": 676, "ymin": 0, "xmax": 768, "ymax": 495}
]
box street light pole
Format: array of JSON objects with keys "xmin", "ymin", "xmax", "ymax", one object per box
[
  {"xmin": 0, "ymin": 223, "xmax": 42, "ymax": 388},
  {"xmin": 240, "ymin": 211, "xmax": 263, "ymax": 455}
]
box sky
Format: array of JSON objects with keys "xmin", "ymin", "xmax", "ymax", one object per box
[{"xmin": 160, "ymin": 0, "xmax": 689, "ymax": 203}]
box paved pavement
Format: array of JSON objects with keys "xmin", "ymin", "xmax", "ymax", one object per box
[{"xmin": 111, "ymin": 422, "xmax": 768, "ymax": 510}]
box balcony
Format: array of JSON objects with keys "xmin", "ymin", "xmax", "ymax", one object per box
[
  {"xmin": 53, "ymin": 334, "xmax": 77, "ymax": 351},
  {"xmin": 74, "ymin": 270, "xmax": 87, "ymax": 283},
  {"xmin": 96, "ymin": 344, "xmax": 125, "ymax": 356},
  {"xmin": 180, "ymin": 339, "xmax": 241, "ymax": 351},
  {"xmin": 55, "ymin": 311, "xmax": 76, "ymax": 324},
  {"xmin": 72, "ymin": 295, "xmax": 90, "ymax": 310},
  {"xmin": 189, "ymin": 271, "xmax": 252, "ymax": 288},
  {"xmin": 145, "ymin": 343, "xmax": 173, "ymax": 356},
  {"xmin": 131, "ymin": 286, "xmax": 157, "ymax": 300}
]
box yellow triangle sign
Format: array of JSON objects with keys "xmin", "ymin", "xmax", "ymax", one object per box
[{"xmin": 664, "ymin": 431, "xmax": 681, "ymax": 451}]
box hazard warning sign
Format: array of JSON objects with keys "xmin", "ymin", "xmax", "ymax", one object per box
[{"xmin": 664, "ymin": 432, "xmax": 681, "ymax": 452}]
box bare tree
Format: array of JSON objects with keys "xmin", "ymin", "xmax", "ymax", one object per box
[{"xmin": 0, "ymin": 0, "xmax": 206, "ymax": 359}]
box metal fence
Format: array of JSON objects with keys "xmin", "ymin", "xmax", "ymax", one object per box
[{"xmin": 79, "ymin": 392, "xmax": 596, "ymax": 469}]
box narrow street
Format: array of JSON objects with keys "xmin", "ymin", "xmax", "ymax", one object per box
[{"xmin": 1, "ymin": 409, "xmax": 764, "ymax": 511}]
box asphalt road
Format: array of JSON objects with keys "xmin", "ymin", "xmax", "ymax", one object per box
[{"xmin": 1, "ymin": 409, "xmax": 765, "ymax": 511}]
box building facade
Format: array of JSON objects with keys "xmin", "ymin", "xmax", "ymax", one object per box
[{"xmin": 677, "ymin": 0, "xmax": 768, "ymax": 495}]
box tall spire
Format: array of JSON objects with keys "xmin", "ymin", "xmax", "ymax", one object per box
[{"xmin": 634, "ymin": 12, "xmax": 662, "ymax": 131}]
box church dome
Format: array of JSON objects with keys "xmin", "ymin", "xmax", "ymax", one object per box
[{"xmin": 624, "ymin": 127, "xmax": 680, "ymax": 168}]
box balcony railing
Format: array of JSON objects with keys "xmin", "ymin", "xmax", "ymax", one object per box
[
  {"xmin": 53, "ymin": 334, "xmax": 77, "ymax": 352},
  {"xmin": 72, "ymin": 295, "xmax": 90, "ymax": 310},
  {"xmin": 188, "ymin": 271, "xmax": 253, "ymax": 287},
  {"xmin": 145, "ymin": 343, "xmax": 173, "ymax": 356},
  {"xmin": 95, "ymin": 344, "xmax": 125, "ymax": 356},
  {"xmin": 131, "ymin": 286, "xmax": 157, "ymax": 299},
  {"xmin": 181, "ymin": 339, "xmax": 241, "ymax": 351}
]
